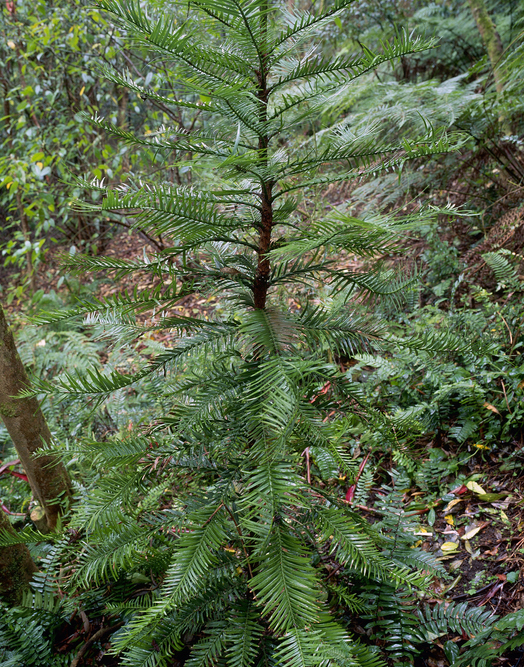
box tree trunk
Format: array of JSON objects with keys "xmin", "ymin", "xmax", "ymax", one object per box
[
  {"xmin": 468, "ymin": 0, "xmax": 510, "ymax": 134},
  {"xmin": 0, "ymin": 303, "xmax": 73, "ymax": 531},
  {"xmin": 253, "ymin": 2, "xmax": 272, "ymax": 311},
  {"xmin": 468, "ymin": 0, "xmax": 508, "ymax": 96},
  {"xmin": 0, "ymin": 509, "xmax": 38, "ymax": 603},
  {"xmin": 117, "ymin": 84, "xmax": 129, "ymax": 172},
  {"xmin": 468, "ymin": 0, "xmax": 504, "ymax": 93}
]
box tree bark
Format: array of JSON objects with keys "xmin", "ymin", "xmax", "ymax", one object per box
[
  {"xmin": 467, "ymin": 0, "xmax": 505, "ymax": 96},
  {"xmin": 0, "ymin": 303, "xmax": 73, "ymax": 531},
  {"xmin": 0, "ymin": 509, "xmax": 38, "ymax": 603}
]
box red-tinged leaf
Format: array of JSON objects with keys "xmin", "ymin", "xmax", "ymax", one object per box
[
  {"xmin": 9, "ymin": 471, "xmax": 29, "ymax": 482},
  {"xmin": 345, "ymin": 452, "xmax": 370, "ymax": 503}
]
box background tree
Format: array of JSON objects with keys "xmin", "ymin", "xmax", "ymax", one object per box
[
  {"xmin": 0, "ymin": 301, "xmax": 72, "ymax": 531},
  {"xmin": 467, "ymin": 0, "xmax": 505, "ymax": 96}
]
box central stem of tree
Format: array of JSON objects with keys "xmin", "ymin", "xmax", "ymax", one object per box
[
  {"xmin": 254, "ymin": 177, "xmax": 273, "ymax": 310},
  {"xmin": 253, "ymin": 15, "xmax": 272, "ymax": 311}
]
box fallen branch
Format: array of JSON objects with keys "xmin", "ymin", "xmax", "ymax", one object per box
[{"xmin": 69, "ymin": 621, "xmax": 124, "ymax": 667}]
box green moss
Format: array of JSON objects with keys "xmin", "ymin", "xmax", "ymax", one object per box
[{"xmin": 0, "ymin": 402, "xmax": 18, "ymax": 418}]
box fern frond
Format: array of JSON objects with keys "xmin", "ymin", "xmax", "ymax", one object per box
[
  {"xmin": 415, "ymin": 601, "xmax": 495, "ymax": 642},
  {"xmin": 482, "ymin": 250, "xmax": 519, "ymax": 285}
]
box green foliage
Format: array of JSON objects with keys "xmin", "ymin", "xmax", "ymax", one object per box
[
  {"xmin": 0, "ymin": 0, "xmax": 201, "ymax": 299},
  {"xmin": 1, "ymin": 1, "xmax": 523, "ymax": 666},
  {"xmin": 1, "ymin": 1, "xmax": 468, "ymax": 666},
  {"xmin": 0, "ymin": 589, "xmax": 68, "ymax": 667}
]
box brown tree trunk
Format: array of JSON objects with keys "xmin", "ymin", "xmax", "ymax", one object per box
[
  {"xmin": 117, "ymin": 84, "xmax": 129, "ymax": 172},
  {"xmin": 0, "ymin": 509, "xmax": 38, "ymax": 603},
  {"xmin": 253, "ymin": 3, "xmax": 273, "ymax": 311},
  {"xmin": 0, "ymin": 303, "xmax": 73, "ymax": 531}
]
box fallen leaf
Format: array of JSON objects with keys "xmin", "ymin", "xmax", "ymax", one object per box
[
  {"xmin": 483, "ymin": 545, "xmax": 499, "ymax": 556},
  {"xmin": 445, "ymin": 498, "xmax": 463, "ymax": 512},
  {"xmin": 493, "ymin": 498, "xmax": 512, "ymax": 510},
  {"xmin": 462, "ymin": 521, "xmax": 489, "ymax": 541},
  {"xmin": 466, "ymin": 480, "xmax": 487, "ymax": 495},
  {"xmin": 500, "ymin": 510, "xmax": 511, "ymax": 526},
  {"xmin": 443, "ymin": 573, "xmax": 462, "ymax": 594},
  {"xmin": 445, "ymin": 514, "xmax": 454, "ymax": 526},
  {"xmin": 441, "ymin": 541, "xmax": 459, "ymax": 553},
  {"xmin": 449, "ymin": 559, "xmax": 463, "ymax": 571},
  {"xmin": 477, "ymin": 582, "xmax": 504, "ymax": 606},
  {"xmin": 484, "ymin": 402, "xmax": 500, "ymax": 415},
  {"xmin": 462, "ymin": 526, "xmax": 483, "ymax": 540},
  {"xmin": 477, "ymin": 493, "xmax": 509, "ymax": 501},
  {"xmin": 473, "ymin": 442, "xmax": 489, "ymax": 450}
]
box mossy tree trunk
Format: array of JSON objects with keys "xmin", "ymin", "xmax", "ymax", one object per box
[
  {"xmin": 0, "ymin": 509, "xmax": 38, "ymax": 603},
  {"xmin": 467, "ymin": 0, "xmax": 505, "ymax": 95},
  {"xmin": 468, "ymin": 0, "xmax": 511, "ymax": 134},
  {"xmin": 0, "ymin": 303, "xmax": 73, "ymax": 531},
  {"xmin": 467, "ymin": 0, "xmax": 512, "ymax": 130}
]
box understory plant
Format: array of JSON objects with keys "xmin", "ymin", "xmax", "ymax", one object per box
[{"xmin": 3, "ymin": 0, "xmax": 502, "ymax": 665}]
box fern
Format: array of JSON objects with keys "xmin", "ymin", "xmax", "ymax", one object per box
[{"xmin": 482, "ymin": 249, "xmax": 521, "ymax": 289}]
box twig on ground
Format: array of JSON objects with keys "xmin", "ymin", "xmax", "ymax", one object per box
[{"xmin": 69, "ymin": 621, "xmax": 124, "ymax": 667}]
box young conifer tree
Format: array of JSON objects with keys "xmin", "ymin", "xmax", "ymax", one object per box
[{"xmin": 35, "ymin": 1, "xmax": 462, "ymax": 665}]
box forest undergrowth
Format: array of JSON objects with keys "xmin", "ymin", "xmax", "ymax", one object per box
[{"xmin": 2, "ymin": 205, "xmax": 524, "ymax": 666}]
